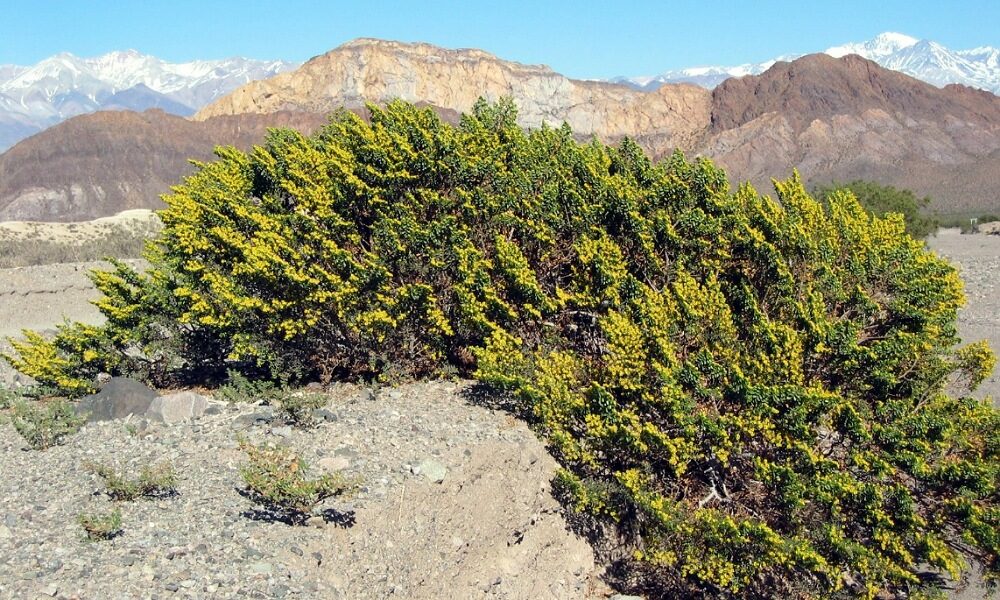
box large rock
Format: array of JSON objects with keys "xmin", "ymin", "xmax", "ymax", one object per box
[
  {"xmin": 146, "ymin": 391, "xmax": 208, "ymax": 424},
  {"xmin": 75, "ymin": 377, "xmax": 156, "ymax": 422}
]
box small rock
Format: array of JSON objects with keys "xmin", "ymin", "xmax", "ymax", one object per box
[
  {"xmin": 609, "ymin": 595, "xmax": 645, "ymax": 600},
  {"xmin": 76, "ymin": 377, "xmax": 157, "ymax": 422},
  {"xmin": 318, "ymin": 456, "xmax": 350, "ymax": 472},
  {"xmin": 147, "ymin": 391, "xmax": 208, "ymax": 424},
  {"xmin": 313, "ymin": 408, "xmax": 337, "ymax": 422},
  {"xmin": 0, "ymin": 524, "xmax": 11, "ymax": 539},
  {"xmin": 305, "ymin": 516, "xmax": 326, "ymax": 529},
  {"xmin": 249, "ymin": 562, "xmax": 273, "ymax": 575},
  {"xmin": 415, "ymin": 459, "xmax": 447, "ymax": 483},
  {"xmin": 271, "ymin": 425, "xmax": 293, "ymax": 438}
]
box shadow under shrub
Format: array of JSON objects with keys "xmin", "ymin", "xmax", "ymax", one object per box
[{"xmin": 2, "ymin": 99, "xmax": 997, "ymax": 598}]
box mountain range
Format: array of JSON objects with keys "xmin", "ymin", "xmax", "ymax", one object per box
[
  {"xmin": 0, "ymin": 51, "xmax": 298, "ymax": 151},
  {"xmin": 2, "ymin": 37, "xmax": 1000, "ymax": 223},
  {"xmin": 615, "ymin": 32, "xmax": 1000, "ymax": 94}
]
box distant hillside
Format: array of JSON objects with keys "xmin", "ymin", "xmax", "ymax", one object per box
[
  {"xmin": 0, "ymin": 109, "xmax": 327, "ymax": 221},
  {"xmin": 701, "ymin": 53, "xmax": 1000, "ymax": 214}
]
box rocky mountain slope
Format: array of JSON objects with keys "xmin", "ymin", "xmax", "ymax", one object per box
[
  {"xmin": 618, "ymin": 32, "xmax": 1000, "ymax": 94},
  {"xmin": 0, "ymin": 51, "xmax": 297, "ymax": 151},
  {"xmin": 4, "ymin": 38, "xmax": 1000, "ymax": 221},
  {"xmin": 0, "ymin": 109, "xmax": 327, "ymax": 221},
  {"xmin": 701, "ymin": 53, "xmax": 1000, "ymax": 213},
  {"xmin": 193, "ymin": 39, "xmax": 712, "ymax": 152}
]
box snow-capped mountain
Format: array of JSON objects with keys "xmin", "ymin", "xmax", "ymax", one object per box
[
  {"xmin": 616, "ymin": 32, "xmax": 1000, "ymax": 94},
  {"xmin": 0, "ymin": 50, "xmax": 297, "ymax": 150}
]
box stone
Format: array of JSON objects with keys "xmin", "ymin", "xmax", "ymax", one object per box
[
  {"xmin": 146, "ymin": 391, "xmax": 208, "ymax": 424},
  {"xmin": 305, "ymin": 516, "xmax": 326, "ymax": 529},
  {"xmin": 313, "ymin": 408, "xmax": 337, "ymax": 422},
  {"xmin": 318, "ymin": 457, "xmax": 350, "ymax": 472},
  {"xmin": 249, "ymin": 562, "xmax": 273, "ymax": 575},
  {"xmin": 76, "ymin": 377, "xmax": 156, "ymax": 422},
  {"xmin": 415, "ymin": 459, "xmax": 447, "ymax": 483},
  {"xmin": 609, "ymin": 595, "xmax": 645, "ymax": 600},
  {"xmin": 271, "ymin": 425, "xmax": 293, "ymax": 438}
]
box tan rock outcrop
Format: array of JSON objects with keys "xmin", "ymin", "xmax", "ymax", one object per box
[{"xmin": 194, "ymin": 39, "xmax": 712, "ymax": 152}]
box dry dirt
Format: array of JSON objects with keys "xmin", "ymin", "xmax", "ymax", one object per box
[{"xmin": 927, "ymin": 229, "xmax": 1000, "ymax": 404}]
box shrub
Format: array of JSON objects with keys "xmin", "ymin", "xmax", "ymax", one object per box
[
  {"xmin": 2, "ymin": 99, "xmax": 997, "ymax": 597},
  {"xmin": 0, "ymin": 385, "xmax": 21, "ymax": 409},
  {"xmin": 216, "ymin": 370, "xmax": 325, "ymax": 426},
  {"xmin": 238, "ymin": 437, "xmax": 354, "ymax": 524},
  {"xmin": 87, "ymin": 461, "xmax": 178, "ymax": 501},
  {"xmin": 812, "ymin": 180, "xmax": 938, "ymax": 239},
  {"xmin": 215, "ymin": 369, "xmax": 285, "ymax": 404},
  {"xmin": 275, "ymin": 392, "xmax": 327, "ymax": 428},
  {"xmin": 77, "ymin": 509, "xmax": 123, "ymax": 541},
  {"xmin": 11, "ymin": 399, "xmax": 86, "ymax": 449}
]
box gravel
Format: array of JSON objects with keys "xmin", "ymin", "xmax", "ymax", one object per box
[
  {"xmin": 0, "ymin": 381, "xmax": 605, "ymax": 599},
  {"xmin": 927, "ymin": 229, "xmax": 1000, "ymax": 404}
]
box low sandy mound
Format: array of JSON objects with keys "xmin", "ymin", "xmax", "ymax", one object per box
[
  {"xmin": 0, "ymin": 209, "xmax": 159, "ymax": 243},
  {"xmin": 0, "ymin": 381, "xmax": 607, "ymax": 599}
]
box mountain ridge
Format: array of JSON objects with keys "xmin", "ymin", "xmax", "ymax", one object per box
[
  {"xmin": 617, "ymin": 32, "xmax": 1000, "ymax": 94},
  {"xmin": 4, "ymin": 38, "xmax": 1000, "ymax": 222}
]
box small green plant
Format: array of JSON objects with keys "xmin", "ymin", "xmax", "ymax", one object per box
[
  {"xmin": 87, "ymin": 460, "xmax": 178, "ymax": 501},
  {"xmin": 238, "ymin": 437, "xmax": 354, "ymax": 524},
  {"xmin": 216, "ymin": 370, "xmax": 285, "ymax": 404},
  {"xmin": 77, "ymin": 509, "xmax": 123, "ymax": 541},
  {"xmin": 0, "ymin": 386, "xmax": 22, "ymax": 409},
  {"xmin": 276, "ymin": 392, "xmax": 327, "ymax": 427},
  {"xmin": 11, "ymin": 399, "xmax": 86, "ymax": 449}
]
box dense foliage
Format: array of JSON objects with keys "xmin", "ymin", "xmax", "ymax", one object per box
[
  {"xmin": 4, "ymin": 100, "xmax": 997, "ymax": 598},
  {"xmin": 812, "ymin": 180, "xmax": 937, "ymax": 239}
]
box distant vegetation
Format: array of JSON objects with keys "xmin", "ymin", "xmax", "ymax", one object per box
[
  {"xmin": 937, "ymin": 213, "xmax": 1000, "ymax": 233},
  {"xmin": 4, "ymin": 100, "xmax": 998, "ymax": 598},
  {"xmin": 812, "ymin": 180, "xmax": 938, "ymax": 239}
]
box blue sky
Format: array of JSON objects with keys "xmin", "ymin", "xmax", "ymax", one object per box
[{"xmin": 2, "ymin": 0, "xmax": 997, "ymax": 78}]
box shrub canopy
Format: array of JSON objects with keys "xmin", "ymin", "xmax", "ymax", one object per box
[{"xmin": 4, "ymin": 99, "xmax": 997, "ymax": 598}]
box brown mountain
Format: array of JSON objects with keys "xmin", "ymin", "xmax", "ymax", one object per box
[
  {"xmin": 701, "ymin": 54, "xmax": 1000, "ymax": 214},
  {"xmin": 0, "ymin": 110, "xmax": 328, "ymax": 221},
  {"xmin": 4, "ymin": 39, "xmax": 1000, "ymax": 222}
]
